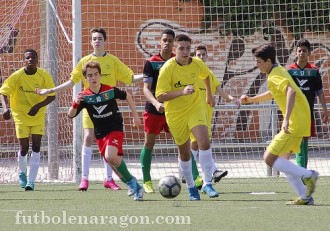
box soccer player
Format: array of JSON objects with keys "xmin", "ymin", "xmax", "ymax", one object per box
[
  {"xmin": 189, "ymin": 45, "xmax": 240, "ymax": 186},
  {"xmin": 0, "ymin": 49, "xmax": 56, "ymax": 191},
  {"xmin": 68, "ymin": 61, "xmax": 144, "ymax": 201},
  {"xmin": 140, "ymin": 29, "xmax": 175, "ymax": 193},
  {"xmin": 36, "ymin": 27, "xmax": 142, "ymax": 191},
  {"xmin": 156, "ymin": 34, "xmax": 218, "ymax": 200},
  {"xmin": 240, "ymin": 43, "xmax": 319, "ymax": 205},
  {"xmin": 287, "ymin": 38, "xmax": 328, "ymax": 168}
]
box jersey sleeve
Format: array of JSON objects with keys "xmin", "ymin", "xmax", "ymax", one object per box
[
  {"xmin": 271, "ymin": 75, "xmax": 289, "ymax": 94},
  {"xmin": 143, "ymin": 60, "xmax": 153, "ymax": 84},
  {"xmin": 114, "ymin": 56, "xmax": 134, "ymax": 85},
  {"xmin": 0, "ymin": 75, "xmax": 15, "ymax": 96},
  {"xmin": 114, "ymin": 87, "xmax": 127, "ymax": 100},
  {"xmin": 315, "ymin": 69, "xmax": 324, "ymax": 94},
  {"xmin": 70, "ymin": 59, "xmax": 85, "ymax": 84},
  {"xmin": 155, "ymin": 64, "xmax": 172, "ymax": 98}
]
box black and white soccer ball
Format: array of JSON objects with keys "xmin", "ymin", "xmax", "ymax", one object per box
[{"xmin": 158, "ymin": 175, "xmax": 181, "ymax": 199}]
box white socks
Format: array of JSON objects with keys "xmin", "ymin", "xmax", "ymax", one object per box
[
  {"xmin": 82, "ymin": 146, "xmax": 92, "ymax": 180},
  {"xmin": 179, "ymin": 158, "xmax": 194, "ymax": 188},
  {"xmin": 285, "ymin": 173, "xmax": 307, "ymax": 199},
  {"xmin": 272, "ymin": 157, "xmax": 312, "ymax": 178},
  {"xmin": 199, "ymin": 148, "xmax": 213, "ymax": 185},
  {"xmin": 18, "ymin": 151, "xmax": 27, "ymax": 173},
  {"xmin": 191, "ymin": 149, "xmax": 198, "ymax": 161},
  {"xmin": 29, "ymin": 152, "xmax": 40, "ymax": 183},
  {"xmin": 103, "ymin": 158, "xmax": 113, "ymax": 181}
]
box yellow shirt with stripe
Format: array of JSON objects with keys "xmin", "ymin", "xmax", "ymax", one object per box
[
  {"xmin": 267, "ymin": 65, "xmax": 310, "ymax": 136},
  {"xmin": 0, "ymin": 67, "xmax": 56, "ymax": 126},
  {"xmin": 70, "ymin": 53, "xmax": 134, "ymax": 88},
  {"xmin": 156, "ymin": 57, "xmax": 210, "ymax": 123}
]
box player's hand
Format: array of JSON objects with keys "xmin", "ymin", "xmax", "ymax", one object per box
[
  {"xmin": 28, "ymin": 105, "xmax": 40, "ymax": 116},
  {"xmin": 35, "ymin": 88, "xmax": 52, "ymax": 95},
  {"xmin": 132, "ymin": 116, "xmax": 142, "ymax": 127},
  {"xmin": 2, "ymin": 108, "xmax": 11, "ymax": 120},
  {"xmin": 232, "ymin": 98, "xmax": 241, "ymax": 109},
  {"xmin": 240, "ymin": 95, "xmax": 250, "ymax": 104},
  {"xmin": 183, "ymin": 85, "xmax": 195, "ymax": 95},
  {"xmin": 321, "ymin": 111, "xmax": 328, "ymax": 124},
  {"xmin": 155, "ymin": 102, "xmax": 165, "ymax": 113},
  {"xmin": 207, "ymin": 95, "xmax": 215, "ymax": 107},
  {"xmin": 282, "ymin": 118, "xmax": 290, "ymax": 134},
  {"xmin": 75, "ymin": 92, "xmax": 85, "ymax": 103}
]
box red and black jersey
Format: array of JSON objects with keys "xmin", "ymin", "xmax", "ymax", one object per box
[
  {"xmin": 287, "ymin": 63, "xmax": 323, "ymax": 119},
  {"xmin": 74, "ymin": 84, "xmax": 127, "ymax": 139},
  {"xmin": 143, "ymin": 53, "xmax": 175, "ymax": 115}
]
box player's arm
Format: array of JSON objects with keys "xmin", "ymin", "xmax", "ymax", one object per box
[
  {"xmin": 240, "ymin": 90, "xmax": 273, "ymax": 104},
  {"xmin": 216, "ymin": 85, "xmax": 240, "ymax": 107},
  {"xmin": 132, "ymin": 74, "xmax": 145, "ymax": 83},
  {"xmin": 36, "ymin": 80, "xmax": 75, "ymax": 95},
  {"xmin": 143, "ymin": 82, "xmax": 164, "ymax": 113},
  {"xmin": 0, "ymin": 94, "xmax": 10, "ymax": 120},
  {"xmin": 125, "ymin": 91, "xmax": 142, "ymax": 127},
  {"xmin": 28, "ymin": 95, "xmax": 56, "ymax": 116},
  {"xmin": 68, "ymin": 92, "xmax": 84, "ymax": 118},
  {"xmin": 282, "ymin": 84, "xmax": 296, "ymax": 134},
  {"xmin": 157, "ymin": 85, "xmax": 195, "ymax": 102},
  {"xmin": 317, "ymin": 91, "xmax": 328, "ymax": 123},
  {"xmin": 203, "ymin": 76, "xmax": 215, "ymax": 107}
]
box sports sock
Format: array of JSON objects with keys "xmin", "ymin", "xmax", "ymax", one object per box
[
  {"xmin": 295, "ymin": 139, "xmax": 308, "ymax": 168},
  {"xmin": 81, "ymin": 146, "xmax": 92, "ymax": 180},
  {"xmin": 191, "ymin": 154, "xmax": 199, "ymax": 180},
  {"xmin": 179, "ymin": 158, "xmax": 194, "ymax": 188},
  {"xmin": 191, "ymin": 149, "xmax": 198, "ymax": 161},
  {"xmin": 285, "ymin": 173, "xmax": 308, "ymax": 199},
  {"xmin": 115, "ymin": 160, "xmax": 132, "ymax": 183},
  {"xmin": 272, "ymin": 157, "xmax": 312, "ymax": 178},
  {"xmin": 140, "ymin": 146, "xmax": 152, "ymax": 182},
  {"xmin": 17, "ymin": 150, "xmax": 27, "ymax": 173},
  {"xmin": 199, "ymin": 148, "xmax": 213, "ymax": 185},
  {"xmin": 103, "ymin": 158, "xmax": 113, "ymax": 181},
  {"xmin": 211, "ymin": 157, "xmax": 217, "ymax": 173},
  {"xmin": 29, "ymin": 151, "xmax": 40, "ymax": 183}
]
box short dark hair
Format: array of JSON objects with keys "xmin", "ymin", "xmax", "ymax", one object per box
[
  {"xmin": 175, "ymin": 34, "xmax": 192, "ymax": 43},
  {"xmin": 82, "ymin": 61, "xmax": 101, "ymax": 77},
  {"xmin": 90, "ymin": 27, "xmax": 107, "ymax": 41},
  {"xmin": 161, "ymin": 29, "xmax": 175, "ymax": 38},
  {"xmin": 24, "ymin": 49, "xmax": 38, "ymax": 58},
  {"xmin": 195, "ymin": 44, "xmax": 207, "ymax": 53},
  {"xmin": 296, "ymin": 38, "xmax": 311, "ymax": 51},
  {"xmin": 252, "ymin": 43, "xmax": 276, "ymax": 64}
]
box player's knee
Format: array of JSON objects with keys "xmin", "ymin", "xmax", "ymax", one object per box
[
  {"xmin": 144, "ymin": 141, "xmax": 155, "ymax": 150},
  {"xmin": 31, "ymin": 145, "xmax": 41, "ymax": 153},
  {"xmin": 263, "ymin": 151, "xmax": 276, "ymax": 167}
]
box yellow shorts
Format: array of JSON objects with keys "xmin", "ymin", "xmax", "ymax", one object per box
[
  {"xmin": 15, "ymin": 123, "xmax": 45, "ymax": 139},
  {"xmin": 169, "ymin": 109, "xmax": 207, "ymax": 145},
  {"xmin": 190, "ymin": 108, "xmax": 212, "ymax": 142},
  {"xmin": 82, "ymin": 109, "xmax": 94, "ymax": 129},
  {"xmin": 266, "ymin": 130, "xmax": 303, "ymax": 155}
]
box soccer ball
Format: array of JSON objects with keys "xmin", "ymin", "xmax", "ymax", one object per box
[{"xmin": 158, "ymin": 175, "xmax": 181, "ymax": 199}]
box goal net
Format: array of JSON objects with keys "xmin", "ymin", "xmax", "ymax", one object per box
[{"xmin": 0, "ymin": 0, "xmax": 329, "ymax": 184}]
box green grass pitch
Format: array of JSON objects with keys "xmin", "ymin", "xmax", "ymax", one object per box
[{"xmin": 1, "ymin": 177, "xmax": 329, "ymax": 231}]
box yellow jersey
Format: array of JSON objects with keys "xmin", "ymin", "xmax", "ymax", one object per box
[
  {"xmin": 156, "ymin": 57, "xmax": 210, "ymax": 122},
  {"xmin": 267, "ymin": 65, "xmax": 310, "ymax": 136},
  {"xmin": 0, "ymin": 67, "xmax": 56, "ymax": 125},
  {"xmin": 70, "ymin": 53, "xmax": 133, "ymax": 88}
]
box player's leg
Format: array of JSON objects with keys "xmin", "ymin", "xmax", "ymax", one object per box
[
  {"xmin": 103, "ymin": 158, "xmax": 121, "ymax": 190},
  {"xmin": 295, "ymin": 137, "xmax": 309, "ymax": 168},
  {"xmin": 15, "ymin": 124, "xmax": 29, "ymax": 188},
  {"xmin": 177, "ymin": 140, "xmax": 200, "ymax": 201},
  {"xmin": 192, "ymin": 125, "xmax": 219, "ymax": 198},
  {"xmin": 141, "ymin": 132, "xmax": 156, "ymax": 193},
  {"xmin": 101, "ymin": 131, "xmax": 143, "ymax": 201},
  {"xmin": 25, "ymin": 133, "xmax": 42, "ymax": 191},
  {"xmin": 78, "ymin": 127, "xmax": 93, "ymax": 191},
  {"xmin": 190, "ymin": 139, "xmax": 203, "ymax": 189}
]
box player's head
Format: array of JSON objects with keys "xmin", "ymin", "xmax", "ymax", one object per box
[
  {"xmin": 174, "ymin": 34, "xmax": 192, "ymax": 64},
  {"xmin": 24, "ymin": 49, "xmax": 38, "ymax": 68},
  {"xmin": 90, "ymin": 27, "xmax": 106, "ymax": 51},
  {"xmin": 252, "ymin": 43, "xmax": 276, "ymax": 74},
  {"xmin": 194, "ymin": 44, "xmax": 208, "ymax": 62},
  {"xmin": 83, "ymin": 61, "xmax": 101, "ymax": 85},
  {"xmin": 160, "ymin": 29, "xmax": 175, "ymax": 54},
  {"xmin": 90, "ymin": 27, "xmax": 107, "ymax": 41},
  {"xmin": 295, "ymin": 38, "xmax": 311, "ymax": 62}
]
